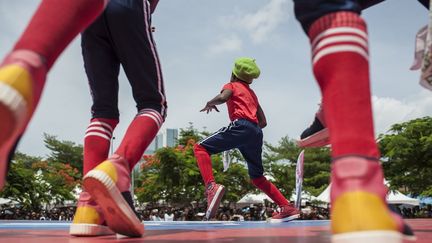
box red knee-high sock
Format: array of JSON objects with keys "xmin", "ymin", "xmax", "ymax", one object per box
[
  {"xmin": 252, "ymin": 176, "xmax": 289, "ymax": 206},
  {"xmin": 14, "ymin": 0, "xmax": 107, "ymax": 69},
  {"xmin": 308, "ymin": 11, "xmax": 379, "ymax": 159},
  {"xmin": 115, "ymin": 109, "xmax": 163, "ymax": 171},
  {"xmin": 193, "ymin": 144, "xmax": 215, "ymax": 187},
  {"xmin": 83, "ymin": 118, "xmax": 118, "ymax": 175}
]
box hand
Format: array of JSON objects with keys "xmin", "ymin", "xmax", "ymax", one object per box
[{"xmin": 200, "ymin": 104, "xmax": 219, "ymax": 113}]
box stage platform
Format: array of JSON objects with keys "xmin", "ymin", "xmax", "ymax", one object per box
[{"xmin": 0, "ymin": 219, "xmax": 431, "ymax": 242}]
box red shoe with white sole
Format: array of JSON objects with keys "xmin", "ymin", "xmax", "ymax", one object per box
[
  {"xmin": 268, "ymin": 204, "xmax": 300, "ymax": 223},
  {"xmin": 331, "ymin": 156, "xmax": 407, "ymax": 243},
  {"xmin": 69, "ymin": 191, "xmax": 114, "ymax": 236},
  {"xmin": 205, "ymin": 183, "xmax": 225, "ymax": 220},
  {"xmin": 0, "ymin": 50, "xmax": 46, "ymax": 189},
  {"xmin": 83, "ymin": 154, "xmax": 144, "ymax": 237}
]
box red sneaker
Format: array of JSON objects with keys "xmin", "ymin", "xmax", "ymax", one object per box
[
  {"xmin": 205, "ymin": 183, "xmax": 225, "ymax": 220},
  {"xmin": 69, "ymin": 191, "xmax": 114, "ymax": 236},
  {"xmin": 268, "ymin": 205, "xmax": 300, "ymax": 223},
  {"xmin": 83, "ymin": 154, "xmax": 144, "ymax": 237},
  {"xmin": 0, "ymin": 50, "xmax": 46, "ymax": 189},
  {"xmin": 331, "ymin": 156, "xmax": 405, "ymax": 243}
]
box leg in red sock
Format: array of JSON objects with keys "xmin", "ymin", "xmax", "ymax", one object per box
[
  {"xmin": 0, "ymin": 0, "xmax": 107, "ymax": 189},
  {"xmin": 252, "ymin": 176, "xmax": 299, "ymax": 222},
  {"xmin": 251, "ymin": 176, "xmax": 289, "ymax": 206},
  {"xmin": 83, "ymin": 118, "xmax": 118, "ymax": 175},
  {"xmin": 115, "ymin": 109, "xmax": 163, "ymax": 170},
  {"xmin": 308, "ymin": 11, "xmax": 403, "ymax": 241},
  {"xmin": 193, "ymin": 144, "xmax": 215, "ymax": 186},
  {"xmin": 309, "ymin": 11, "xmax": 379, "ymax": 159}
]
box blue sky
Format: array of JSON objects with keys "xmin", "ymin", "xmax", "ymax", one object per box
[{"xmin": 0, "ymin": 0, "xmax": 430, "ymax": 157}]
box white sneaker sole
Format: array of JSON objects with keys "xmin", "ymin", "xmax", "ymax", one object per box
[
  {"xmin": 69, "ymin": 223, "xmax": 114, "ymax": 236},
  {"xmin": 332, "ymin": 230, "xmax": 402, "ymax": 243},
  {"xmin": 83, "ymin": 170, "xmax": 144, "ymax": 237},
  {"xmin": 267, "ymin": 213, "xmax": 300, "ymax": 223},
  {"xmin": 297, "ymin": 128, "xmax": 329, "ymax": 148}
]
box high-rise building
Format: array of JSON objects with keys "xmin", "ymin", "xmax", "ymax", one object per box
[{"xmin": 144, "ymin": 128, "xmax": 178, "ymax": 155}]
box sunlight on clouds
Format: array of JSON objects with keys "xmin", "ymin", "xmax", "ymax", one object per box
[
  {"xmin": 372, "ymin": 91, "xmax": 432, "ymax": 134},
  {"xmin": 239, "ymin": 0, "xmax": 290, "ymax": 43},
  {"xmin": 208, "ymin": 34, "xmax": 243, "ymax": 55},
  {"xmin": 220, "ymin": 0, "xmax": 290, "ymax": 44}
]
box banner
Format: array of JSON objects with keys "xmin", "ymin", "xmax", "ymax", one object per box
[{"xmin": 295, "ymin": 150, "xmax": 305, "ymax": 209}]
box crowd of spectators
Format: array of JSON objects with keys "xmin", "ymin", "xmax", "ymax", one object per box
[
  {"xmin": 1, "ymin": 202, "xmax": 431, "ymax": 221},
  {"xmin": 0, "ymin": 206, "xmax": 75, "ymax": 221}
]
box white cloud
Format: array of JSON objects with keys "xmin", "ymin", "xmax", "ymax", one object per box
[
  {"xmin": 207, "ymin": 34, "xmax": 243, "ymax": 55},
  {"xmin": 220, "ymin": 0, "xmax": 290, "ymax": 44},
  {"xmin": 372, "ymin": 90, "xmax": 432, "ymax": 135}
]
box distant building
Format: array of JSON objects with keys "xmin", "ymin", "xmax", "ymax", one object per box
[{"xmin": 144, "ymin": 128, "xmax": 178, "ymax": 155}]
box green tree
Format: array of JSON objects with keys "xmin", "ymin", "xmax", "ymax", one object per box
[
  {"xmin": 379, "ymin": 116, "xmax": 432, "ymax": 196},
  {"xmin": 177, "ymin": 122, "xmax": 204, "ymax": 146},
  {"xmin": 32, "ymin": 160, "xmax": 80, "ymax": 205},
  {"xmin": 263, "ymin": 136, "xmax": 331, "ymax": 197},
  {"xmin": 44, "ymin": 133, "xmax": 83, "ymax": 178},
  {"xmin": 135, "ymin": 126, "xmax": 253, "ymax": 205},
  {"xmin": 0, "ymin": 153, "xmax": 50, "ymax": 211}
]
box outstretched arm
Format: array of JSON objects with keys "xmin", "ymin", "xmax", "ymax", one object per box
[
  {"xmin": 200, "ymin": 89, "xmax": 233, "ymax": 113},
  {"xmin": 257, "ymin": 105, "xmax": 267, "ymax": 128}
]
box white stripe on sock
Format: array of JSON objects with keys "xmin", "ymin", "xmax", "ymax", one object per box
[
  {"xmin": 139, "ymin": 113, "xmax": 162, "ymax": 128},
  {"xmin": 88, "ymin": 121, "xmax": 113, "ymax": 132},
  {"xmin": 312, "ymin": 35, "xmax": 368, "ymax": 56},
  {"xmin": 84, "ymin": 131, "xmax": 111, "ymax": 141},
  {"xmin": 85, "ymin": 126, "xmax": 112, "ymax": 137},
  {"xmin": 313, "ymin": 45, "xmax": 369, "ymax": 64},
  {"xmin": 311, "ymin": 27, "xmax": 368, "ymax": 47}
]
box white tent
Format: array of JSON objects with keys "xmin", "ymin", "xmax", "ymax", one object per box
[
  {"xmin": 237, "ymin": 192, "xmax": 273, "ymax": 205},
  {"xmin": 0, "ymin": 198, "xmax": 11, "ymax": 205},
  {"xmin": 237, "ymin": 191, "xmax": 317, "ymax": 205},
  {"xmin": 0, "ymin": 198, "xmax": 18, "ymax": 205},
  {"xmin": 317, "ymin": 183, "xmax": 419, "ymax": 206},
  {"xmin": 290, "ymin": 191, "xmax": 318, "ymax": 202},
  {"xmin": 316, "ymin": 185, "xmax": 331, "ymax": 203}
]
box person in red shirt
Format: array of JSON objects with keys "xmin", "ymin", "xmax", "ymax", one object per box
[{"xmin": 194, "ymin": 57, "xmax": 300, "ymax": 222}]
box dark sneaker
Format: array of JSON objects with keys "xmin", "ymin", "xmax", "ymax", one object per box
[
  {"xmin": 268, "ymin": 204, "xmax": 300, "ymax": 223},
  {"xmin": 297, "ymin": 104, "xmax": 329, "ymax": 148},
  {"xmin": 205, "ymin": 183, "xmax": 225, "ymax": 220},
  {"xmin": 400, "ymin": 218, "xmax": 416, "ymax": 241}
]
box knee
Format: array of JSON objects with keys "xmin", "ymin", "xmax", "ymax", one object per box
[
  {"xmin": 193, "ymin": 144, "xmax": 208, "ymax": 155},
  {"xmin": 251, "ymin": 176, "xmax": 266, "ymax": 187}
]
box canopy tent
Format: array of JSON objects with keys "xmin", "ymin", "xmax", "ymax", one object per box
[
  {"xmin": 237, "ymin": 191, "xmax": 317, "ymax": 206},
  {"xmin": 0, "ymin": 198, "xmax": 18, "ymax": 205},
  {"xmin": 290, "ymin": 191, "xmax": 318, "ymax": 202},
  {"xmin": 237, "ymin": 192, "xmax": 273, "ymax": 205},
  {"xmin": 316, "ymin": 183, "xmax": 419, "ymax": 206},
  {"xmin": 418, "ymin": 196, "xmax": 432, "ymax": 205},
  {"xmin": 0, "ymin": 198, "xmax": 12, "ymax": 205}
]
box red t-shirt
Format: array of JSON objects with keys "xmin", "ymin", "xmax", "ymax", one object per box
[{"xmin": 222, "ymin": 81, "xmax": 259, "ymax": 124}]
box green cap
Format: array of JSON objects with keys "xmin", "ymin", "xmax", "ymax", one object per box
[{"xmin": 232, "ymin": 57, "xmax": 260, "ymax": 83}]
